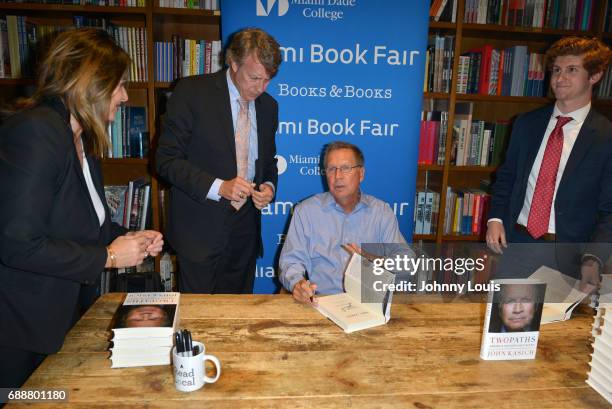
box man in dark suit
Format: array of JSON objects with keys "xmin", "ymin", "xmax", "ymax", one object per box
[
  {"xmin": 486, "ymin": 37, "xmax": 612, "ymax": 286},
  {"xmin": 156, "ymin": 28, "xmax": 281, "ymax": 294}
]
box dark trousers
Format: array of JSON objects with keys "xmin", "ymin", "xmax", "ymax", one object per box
[
  {"xmin": 0, "ymin": 346, "xmax": 46, "ymax": 388},
  {"xmin": 494, "ymin": 225, "xmax": 581, "ymax": 280},
  {"xmin": 178, "ymin": 203, "xmax": 258, "ymax": 294}
]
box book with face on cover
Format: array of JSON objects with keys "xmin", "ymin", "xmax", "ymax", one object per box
[
  {"xmin": 109, "ymin": 292, "xmax": 180, "ymax": 368},
  {"xmin": 480, "ymin": 279, "xmax": 546, "ymax": 360},
  {"xmin": 315, "ymin": 253, "xmax": 394, "ymax": 333},
  {"xmin": 111, "ymin": 292, "xmax": 180, "ymax": 340}
]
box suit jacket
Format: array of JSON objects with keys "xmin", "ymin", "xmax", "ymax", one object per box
[
  {"xmin": 156, "ymin": 70, "xmax": 278, "ymax": 262},
  {"xmin": 489, "ymin": 104, "xmax": 612, "ymax": 246},
  {"xmin": 0, "ymin": 98, "xmax": 125, "ymax": 354}
]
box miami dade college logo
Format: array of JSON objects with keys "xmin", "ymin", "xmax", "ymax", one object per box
[{"xmin": 256, "ymin": 0, "xmax": 289, "ymax": 16}]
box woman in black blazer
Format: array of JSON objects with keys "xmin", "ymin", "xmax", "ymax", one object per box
[{"xmin": 0, "ymin": 28, "xmax": 163, "ymax": 388}]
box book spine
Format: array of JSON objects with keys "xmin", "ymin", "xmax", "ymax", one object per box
[{"xmin": 479, "ymin": 296, "xmax": 494, "ymax": 358}]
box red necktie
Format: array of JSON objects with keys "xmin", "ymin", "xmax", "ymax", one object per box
[{"xmin": 526, "ymin": 115, "xmax": 572, "ymax": 239}]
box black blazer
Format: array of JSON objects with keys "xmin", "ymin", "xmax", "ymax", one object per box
[
  {"xmin": 156, "ymin": 70, "xmax": 278, "ymax": 262},
  {"xmin": 0, "ymin": 98, "xmax": 125, "ymax": 354},
  {"xmin": 489, "ymin": 105, "xmax": 612, "ymax": 244}
]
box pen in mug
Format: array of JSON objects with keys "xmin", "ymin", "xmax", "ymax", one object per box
[
  {"xmin": 174, "ymin": 332, "xmax": 182, "ymax": 356},
  {"xmin": 181, "ymin": 330, "xmax": 189, "ymax": 357},
  {"xmin": 186, "ymin": 330, "xmax": 193, "ymax": 357}
]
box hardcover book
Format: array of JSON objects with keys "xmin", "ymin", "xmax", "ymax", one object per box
[
  {"xmin": 315, "ymin": 253, "xmax": 394, "ymax": 333},
  {"xmin": 109, "ymin": 292, "xmax": 180, "ymax": 368},
  {"xmin": 111, "ymin": 292, "xmax": 180, "ymax": 340},
  {"xmin": 480, "ymin": 279, "xmax": 546, "ymax": 360}
]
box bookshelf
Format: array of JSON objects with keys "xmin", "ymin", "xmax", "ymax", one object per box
[
  {"xmin": 0, "ymin": 1, "xmax": 221, "ymax": 270},
  {"xmin": 3, "ymin": 0, "xmax": 612, "ymax": 249},
  {"xmin": 420, "ymin": 0, "xmax": 612, "ymax": 243}
]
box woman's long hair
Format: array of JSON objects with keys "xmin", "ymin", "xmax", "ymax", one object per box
[{"xmin": 10, "ymin": 28, "xmax": 130, "ymax": 158}]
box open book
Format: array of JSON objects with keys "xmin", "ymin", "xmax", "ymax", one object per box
[
  {"xmin": 315, "ymin": 253, "xmax": 394, "ymax": 333},
  {"xmin": 528, "ymin": 266, "xmax": 593, "ymax": 324}
]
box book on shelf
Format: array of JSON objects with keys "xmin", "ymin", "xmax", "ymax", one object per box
[
  {"xmin": 104, "ymin": 177, "xmax": 151, "ymax": 231},
  {"xmin": 1, "ymin": 1, "xmax": 145, "ymax": 6},
  {"xmin": 443, "ymin": 187, "xmax": 490, "ymax": 236},
  {"xmin": 463, "ymin": 0, "xmax": 595, "ymax": 31},
  {"xmin": 424, "ymin": 33, "xmax": 454, "ymax": 93},
  {"xmin": 109, "ymin": 292, "xmax": 180, "ymax": 368},
  {"xmin": 154, "ymin": 38, "xmax": 222, "ymax": 82},
  {"xmin": 452, "ymin": 101, "xmax": 473, "ymax": 166},
  {"xmin": 528, "ymin": 266, "xmax": 593, "ymax": 324},
  {"xmin": 421, "ymin": 98, "xmax": 449, "ymax": 166},
  {"xmin": 0, "ymin": 15, "xmax": 147, "ymax": 81},
  {"xmin": 456, "ymin": 44, "xmax": 545, "ymax": 98},
  {"xmin": 108, "ymin": 105, "xmax": 148, "ymax": 159},
  {"xmin": 158, "ymin": 0, "xmax": 219, "ymax": 9},
  {"xmin": 413, "ymin": 189, "xmax": 440, "ymax": 235},
  {"xmin": 159, "ymin": 252, "xmax": 176, "ymax": 292},
  {"xmin": 429, "ymin": 0, "xmax": 457, "ymax": 22},
  {"xmin": 480, "ymin": 279, "xmax": 547, "ymax": 360},
  {"xmin": 315, "ymin": 253, "xmax": 394, "ymax": 333}
]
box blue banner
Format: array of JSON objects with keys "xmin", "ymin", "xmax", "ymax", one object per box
[{"xmin": 221, "ymin": 0, "xmax": 429, "ymax": 293}]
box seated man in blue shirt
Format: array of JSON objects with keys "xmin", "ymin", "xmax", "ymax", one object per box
[{"xmin": 279, "ymin": 141, "xmax": 409, "ymax": 304}]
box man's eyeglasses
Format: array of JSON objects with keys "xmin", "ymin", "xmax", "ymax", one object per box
[{"xmin": 324, "ymin": 165, "xmax": 362, "ymax": 175}]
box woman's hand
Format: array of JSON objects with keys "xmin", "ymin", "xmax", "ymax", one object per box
[{"xmin": 106, "ymin": 234, "xmax": 150, "ymax": 268}]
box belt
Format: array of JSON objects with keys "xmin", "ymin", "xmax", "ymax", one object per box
[{"xmin": 514, "ymin": 223, "xmax": 556, "ymax": 241}]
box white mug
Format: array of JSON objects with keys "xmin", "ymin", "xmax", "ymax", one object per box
[{"xmin": 172, "ymin": 341, "xmax": 221, "ymax": 392}]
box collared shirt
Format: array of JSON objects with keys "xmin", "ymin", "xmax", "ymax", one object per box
[
  {"xmin": 516, "ymin": 103, "xmax": 591, "ymax": 233},
  {"xmin": 279, "ymin": 192, "xmax": 408, "ymax": 295},
  {"xmin": 79, "ymin": 138, "xmax": 105, "ymax": 227},
  {"xmin": 206, "ymin": 70, "xmax": 259, "ymax": 200}
]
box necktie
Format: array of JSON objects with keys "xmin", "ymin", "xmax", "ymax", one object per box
[
  {"xmin": 526, "ymin": 115, "xmax": 572, "ymax": 239},
  {"xmin": 231, "ymin": 98, "xmax": 249, "ymax": 210}
]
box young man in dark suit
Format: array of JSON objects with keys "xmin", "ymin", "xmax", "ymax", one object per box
[
  {"xmin": 486, "ymin": 37, "xmax": 612, "ymax": 287},
  {"xmin": 156, "ymin": 28, "xmax": 281, "ymax": 294}
]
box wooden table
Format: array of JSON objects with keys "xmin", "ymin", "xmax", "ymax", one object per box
[{"xmin": 10, "ymin": 294, "xmax": 608, "ymax": 408}]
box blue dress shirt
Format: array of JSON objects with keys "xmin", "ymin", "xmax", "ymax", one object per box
[{"xmin": 279, "ymin": 192, "xmax": 409, "ymax": 295}]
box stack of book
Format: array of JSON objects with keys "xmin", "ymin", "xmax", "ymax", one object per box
[
  {"xmin": 586, "ymin": 275, "xmax": 611, "ymax": 404},
  {"xmin": 109, "ymin": 292, "xmax": 180, "ymax": 368}
]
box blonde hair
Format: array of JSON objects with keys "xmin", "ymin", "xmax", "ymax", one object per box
[
  {"xmin": 12, "ymin": 28, "xmax": 130, "ymax": 158},
  {"xmin": 225, "ymin": 28, "xmax": 281, "ymax": 78}
]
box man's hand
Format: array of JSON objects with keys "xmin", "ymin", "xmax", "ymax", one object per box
[
  {"xmin": 292, "ymin": 279, "xmax": 317, "ymax": 305},
  {"xmin": 343, "ymin": 243, "xmax": 382, "ymax": 263},
  {"xmin": 486, "ymin": 220, "xmax": 507, "ymax": 254},
  {"xmin": 138, "ymin": 230, "xmax": 164, "ymax": 257},
  {"xmin": 579, "ymin": 258, "xmax": 601, "ymax": 294},
  {"xmin": 219, "ymin": 177, "xmax": 254, "ymax": 202},
  {"xmin": 252, "ymin": 184, "xmax": 274, "ymax": 210}
]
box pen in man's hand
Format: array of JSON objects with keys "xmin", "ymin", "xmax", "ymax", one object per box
[{"xmin": 304, "ymin": 272, "xmax": 314, "ymax": 303}]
